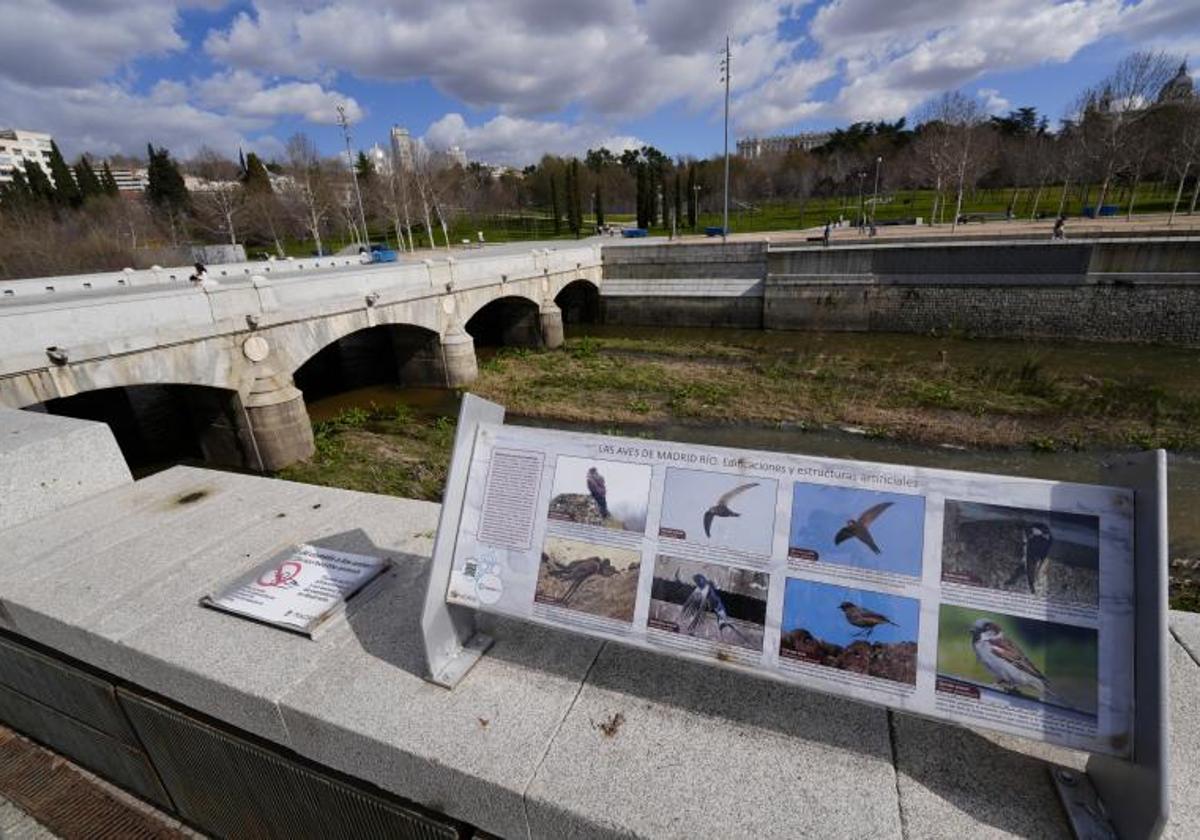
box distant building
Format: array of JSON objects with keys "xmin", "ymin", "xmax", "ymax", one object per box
[
  {"xmin": 0, "ymin": 128, "xmax": 54, "ymax": 185},
  {"xmin": 366, "ymin": 142, "xmax": 392, "ymax": 176},
  {"xmin": 1158, "ymin": 61, "xmax": 1194, "ymax": 104},
  {"xmin": 737, "ymin": 131, "xmax": 831, "ymax": 159},
  {"xmin": 445, "ymin": 145, "xmax": 467, "ymax": 167},
  {"xmin": 108, "ymin": 168, "xmax": 148, "ymax": 192},
  {"xmin": 389, "ymin": 126, "xmax": 416, "ymax": 172}
]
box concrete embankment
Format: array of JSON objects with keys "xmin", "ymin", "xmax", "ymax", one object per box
[{"xmin": 600, "ymin": 238, "xmax": 1200, "ymax": 345}]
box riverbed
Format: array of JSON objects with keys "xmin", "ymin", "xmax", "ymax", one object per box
[{"xmin": 300, "ymin": 325, "xmax": 1200, "ymax": 558}]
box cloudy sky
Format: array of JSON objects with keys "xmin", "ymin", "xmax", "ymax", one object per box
[{"xmin": 1, "ymin": 1, "xmax": 1196, "ymax": 166}]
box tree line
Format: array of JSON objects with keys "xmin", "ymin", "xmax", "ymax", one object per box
[{"xmin": 1, "ymin": 50, "xmax": 1197, "ymax": 280}]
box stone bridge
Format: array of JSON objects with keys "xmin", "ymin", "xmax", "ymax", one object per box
[{"xmin": 0, "ymin": 246, "xmax": 603, "ymax": 470}]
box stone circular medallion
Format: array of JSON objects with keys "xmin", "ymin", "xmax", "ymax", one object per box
[
  {"xmin": 242, "ymin": 335, "xmax": 270, "ymax": 362},
  {"xmin": 442, "ymin": 296, "xmax": 456, "ymax": 314}
]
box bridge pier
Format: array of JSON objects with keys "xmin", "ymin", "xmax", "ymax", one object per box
[
  {"xmin": 243, "ymin": 369, "xmax": 315, "ymax": 471},
  {"xmin": 539, "ymin": 302, "xmax": 564, "ymax": 350},
  {"xmin": 441, "ymin": 325, "xmax": 479, "ymax": 388},
  {"xmin": 393, "ymin": 327, "xmax": 477, "ymax": 389}
]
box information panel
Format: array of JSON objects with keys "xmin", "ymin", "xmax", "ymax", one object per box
[{"xmin": 445, "ymin": 422, "xmax": 1136, "ymax": 756}]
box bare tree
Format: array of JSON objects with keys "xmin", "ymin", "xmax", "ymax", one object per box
[
  {"xmin": 281, "ymin": 133, "xmax": 334, "ymax": 255},
  {"xmin": 189, "ymin": 147, "xmax": 244, "ymax": 245}
]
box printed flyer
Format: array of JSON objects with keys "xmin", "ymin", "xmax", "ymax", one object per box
[{"xmin": 444, "ymin": 422, "xmax": 1136, "ymax": 756}]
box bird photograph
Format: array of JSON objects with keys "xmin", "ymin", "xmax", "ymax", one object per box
[
  {"xmin": 658, "ymin": 468, "xmax": 777, "ymax": 556},
  {"xmin": 546, "ymin": 455, "xmax": 651, "ymax": 533},
  {"xmin": 789, "ymin": 483, "xmax": 924, "ymax": 577},
  {"xmin": 703, "ymin": 481, "xmax": 759, "ymax": 538},
  {"xmin": 838, "ymin": 600, "xmax": 900, "ymax": 639},
  {"xmin": 534, "ymin": 536, "xmax": 641, "ymax": 622},
  {"xmin": 834, "ymin": 502, "xmax": 894, "ymax": 554},
  {"xmin": 935, "ymin": 605, "xmax": 1098, "ymax": 718},
  {"xmin": 940, "ymin": 501, "xmax": 1099, "ymax": 605},
  {"xmin": 778, "ymin": 579, "xmax": 919, "ymax": 685},
  {"xmin": 648, "ymin": 555, "xmax": 768, "ymax": 651}
]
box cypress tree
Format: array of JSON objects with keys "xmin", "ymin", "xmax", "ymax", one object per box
[
  {"xmin": 673, "ymin": 172, "xmax": 682, "ymax": 230},
  {"xmin": 549, "ymin": 173, "xmax": 561, "ymax": 234},
  {"xmin": 24, "ymin": 158, "xmax": 56, "ymax": 202},
  {"xmin": 594, "ymin": 182, "xmax": 605, "ymax": 228},
  {"xmin": 563, "ymin": 164, "xmax": 575, "ymax": 235},
  {"xmin": 146, "ymin": 144, "xmax": 190, "ymax": 215},
  {"xmin": 100, "ymin": 162, "xmax": 120, "ymax": 196},
  {"xmin": 74, "ymin": 157, "xmax": 103, "ymax": 200},
  {"xmin": 568, "ymin": 159, "xmax": 583, "ymax": 236},
  {"xmin": 47, "ymin": 141, "xmax": 81, "ymax": 207},
  {"xmin": 686, "ymin": 164, "xmax": 697, "ymax": 228},
  {"xmin": 0, "ymin": 168, "xmax": 33, "ymax": 207},
  {"xmin": 244, "ymin": 152, "xmax": 274, "ymax": 193},
  {"xmin": 353, "ymin": 151, "xmax": 373, "ymax": 184}
]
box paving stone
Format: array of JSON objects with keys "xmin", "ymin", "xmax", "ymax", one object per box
[
  {"xmin": 525, "ymin": 644, "xmax": 902, "ymax": 840},
  {"xmin": 1167, "ymin": 634, "xmax": 1200, "ymax": 839}
]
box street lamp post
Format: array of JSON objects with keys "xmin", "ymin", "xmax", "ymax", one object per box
[
  {"xmin": 856, "ymin": 172, "xmax": 867, "ymax": 233},
  {"xmin": 336, "ymin": 104, "xmax": 369, "ymax": 250},
  {"xmin": 692, "ymin": 183, "xmax": 701, "ymax": 231},
  {"xmin": 720, "ymin": 36, "xmax": 731, "ymax": 242},
  {"xmin": 871, "ymin": 156, "xmax": 883, "ymax": 227}
]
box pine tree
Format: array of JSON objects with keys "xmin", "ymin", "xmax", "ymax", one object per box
[
  {"xmin": 244, "ymin": 152, "xmax": 274, "ymax": 193},
  {"xmin": 549, "ymin": 173, "xmax": 561, "ymax": 234},
  {"xmin": 686, "ymin": 164, "xmax": 697, "ymax": 228},
  {"xmin": 0, "ymin": 168, "xmax": 33, "ymax": 207},
  {"xmin": 47, "ymin": 141, "xmax": 81, "ymax": 208},
  {"xmin": 74, "ymin": 157, "xmax": 103, "ymax": 200},
  {"xmin": 24, "ymin": 158, "xmax": 56, "ymax": 202},
  {"xmin": 594, "ymin": 182, "xmax": 605, "ymax": 228},
  {"xmin": 146, "ymin": 144, "xmax": 190, "ymax": 215},
  {"xmin": 100, "ymin": 162, "xmax": 120, "ymax": 196},
  {"xmin": 353, "ymin": 151, "xmax": 373, "ymax": 184}
]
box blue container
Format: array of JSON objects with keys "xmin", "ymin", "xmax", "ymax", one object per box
[
  {"xmin": 621, "ymin": 228, "xmax": 649, "ymax": 238},
  {"xmin": 370, "ymin": 244, "xmax": 398, "ymax": 262},
  {"xmin": 704, "ymin": 226, "xmax": 727, "ymax": 237}
]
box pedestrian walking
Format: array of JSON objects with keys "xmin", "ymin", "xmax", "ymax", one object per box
[
  {"xmin": 823, "ymin": 221, "xmax": 831, "ymax": 247},
  {"xmin": 1052, "ymin": 215, "xmax": 1066, "ymax": 241},
  {"xmin": 188, "ymin": 262, "xmax": 207, "ymax": 284}
]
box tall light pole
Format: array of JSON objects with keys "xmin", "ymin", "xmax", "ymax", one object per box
[
  {"xmin": 871, "ymin": 155, "xmax": 883, "ymax": 226},
  {"xmin": 720, "ymin": 36, "xmax": 731, "ymax": 242},
  {"xmin": 692, "ymin": 183, "xmax": 701, "ymax": 231},
  {"xmin": 337, "ymin": 104, "xmax": 369, "ymax": 250}
]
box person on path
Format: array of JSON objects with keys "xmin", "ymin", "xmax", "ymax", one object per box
[
  {"xmin": 1052, "ymin": 215, "xmax": 1066, "ymax": 241},
  {"xmin": 823, "ymin": 221, "xmax": 831, "ymax": 247}
]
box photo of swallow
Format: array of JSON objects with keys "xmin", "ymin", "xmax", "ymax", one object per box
[
  {"xmin": 703, "ymin": 482, "xmax": 758, "ymax": 538},
  {"xmin": 659, "ymin": 469, "xmax": 777, "ymax": 556},
  {"xmin": 535, "ymin": 537, "xmax": 641, "ymax": 622},
  {"xmin": 834, "ymin": 502, "xmax": 894, "ymax": 554},
  {"xmin": 648, "ymin": 555, "xmax": 768, "ymax": 652},
  {"xmin": 779, "ymin": 579, "xmax": 919, "ymax": 685},
  {"xmin": 936, "ymin": 605, "xmax": 1098, "ymax": 718},
  {"xmin": 941, "ymin": 501, "xmax": 1098, "ymax": 605},
  {"xmin": 547, "ymin": 456, "xmax": 651, "ymax": 533},
  {"xmin": 789, "ymin": 483, "xmax": 925, "ymax": 577},
  {"xmin": 838, "ymin": 601, "xmax": 900, "ymax": 639}
]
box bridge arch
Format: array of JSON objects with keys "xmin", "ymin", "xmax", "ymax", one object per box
[
  {"xmin": 554, "ymin": 279, "xmax": 601, "ymax": 325},
  {"xmin": 464, "ymin": 294, "xmax": 545, "ymax": 348},
  {"xmin": 292, "ymin": 322, "xmax": 453, "ymax": 402},
  {"xmin": 28, "ymin": 382, "xmax": 255, "ymax": 473}
]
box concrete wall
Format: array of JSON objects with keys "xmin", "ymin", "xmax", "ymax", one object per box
[{"xmin": 597, "ymin": 238, "xmax": 1200, "ymax": 345}]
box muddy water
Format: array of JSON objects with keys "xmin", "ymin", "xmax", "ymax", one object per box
[{"xmin": 304, "ymin": 326, "xmax": 1200, "ymax": 556}]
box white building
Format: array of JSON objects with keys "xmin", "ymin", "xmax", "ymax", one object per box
[
  {"xmin": 445, "ymin": 145, "xmax": 467, "ymax": 167},
  {"xmin": 389, "ymin": 126, "xmax": 415, "ymax": 172},
  {"xmin": 108, "ymin": 168, "xmax": 148, "ymax": 192},
  {"xmin": 0, "ymin": 129, "xmax": 55, "ymax": 185},
  {"xmin": 366, "ymin": 142, "xmax": 391, "ymax": 176},
  {"xmin": 737, "ymin": 131, "xmax": 831, "ymax": 158}
]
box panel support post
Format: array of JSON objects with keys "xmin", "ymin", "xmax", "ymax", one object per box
[
  {"xmin": 1071, "ymin": 449, "xmax": 1170, "ymax": 839},
  {"xmin": 420, "ymin": 393, "xmax": 503, "ymax": 687}
]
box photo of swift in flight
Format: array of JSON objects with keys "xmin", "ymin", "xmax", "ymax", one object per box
[{"xmin": 789, "ymin": 483, "xmax": 925, "ymax": 577}]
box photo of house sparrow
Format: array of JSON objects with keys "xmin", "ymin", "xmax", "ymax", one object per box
[{"xmin": 970, "ymin": 618, "xmax": 1065, "ymax": 704}]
